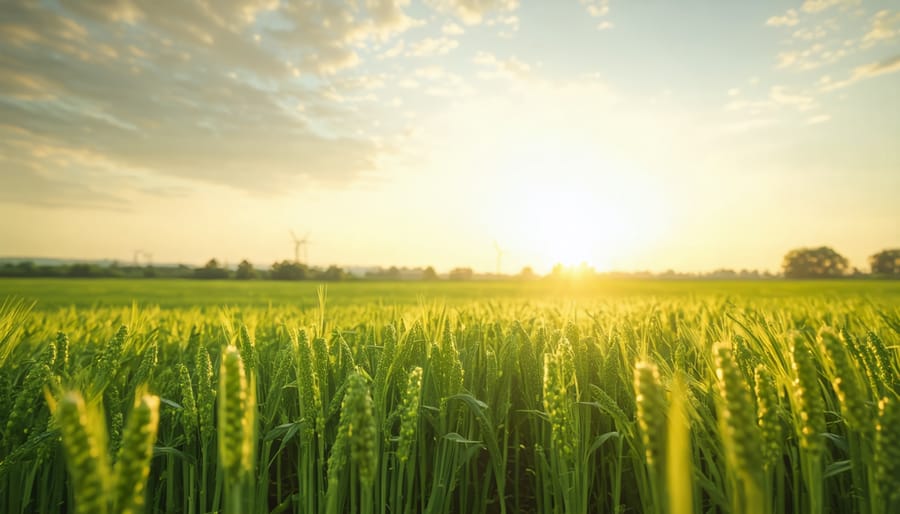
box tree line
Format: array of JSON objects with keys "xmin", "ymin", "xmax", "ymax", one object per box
[
  {"xmin": 781, "ymin": 247, "xmax": 899, "ymax": 278},
  {"xmin": 0, "ymin": 248, "xmax": 897, "ymax": 280}
]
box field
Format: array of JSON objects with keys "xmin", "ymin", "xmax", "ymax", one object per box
[{"xmin": 1, "ymin": 279, "xmax": 899, "ymax": 514}]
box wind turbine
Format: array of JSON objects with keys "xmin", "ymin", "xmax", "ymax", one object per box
[
  {"xmin": 290, "ymin": 230, "xmax": 311, "ymax": 264},
  {"xmin": 493, "ymin": 241, "xmax": 504, "ymax": 276}
]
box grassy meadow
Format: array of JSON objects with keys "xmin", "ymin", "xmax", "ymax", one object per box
[{"xmin": 0, "ymin": 279, "xmax": 898, "ymax": 514}]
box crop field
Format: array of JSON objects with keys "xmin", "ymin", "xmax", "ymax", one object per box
[{"xmin": 0, "ymin": 279, "xmax": 898, "ymax": 514}]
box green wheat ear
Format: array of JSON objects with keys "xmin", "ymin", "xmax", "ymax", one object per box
[
  {"xmin": 178, "ymin": 363, "xmax": 198, "ymax": 445},
  {"xmin": 713, "ymin": 342, "xmax": 764, "ymax": 485},
  {"xmin": 754, "ymin": 365, "xmax": 782, "ymax": 470},
  {"xmin": 634, "ymin": 360, "xmax": 666, "ymax": 469},
  {"xmin": 345, "ymin": 372, "xmax": 377, "ymax": 486},
  {"xmin": 789, "ymin": 334, "xmax": 825, "ymax": 454},
  {"xmin": 114, "ymin": 392, "xmax": 160, "ymax": 514},
  {"xmin": 875, "ymin": 396, "xmax": 900, "ymax": 507},
  {"xmin": 818, "ymin": 327, "xmax": 868, "ymax": 430},
  {"xmin": 55, "ymin": 391, "xmax": 110, "ymax": 514},
  {"xmin": 396, "ymin": 366, "xmax": 423, "ymax": 464},
  {"xmin": 219, "ymin": 345, "xmax": 249, "ymax": 480}
]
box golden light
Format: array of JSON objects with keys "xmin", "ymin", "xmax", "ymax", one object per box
[{"xmin": 482, "ymin": 136, "xmax": 669, "ymax": 274}]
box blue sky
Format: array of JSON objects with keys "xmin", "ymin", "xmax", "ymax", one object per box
[{"xmin": 0, "ymin": 0, "xmax": 898, "ymax": 272}]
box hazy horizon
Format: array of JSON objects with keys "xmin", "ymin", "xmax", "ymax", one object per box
[{"xmin": 1, "ymin": 0, "xmax": 898, "ymax": 274}]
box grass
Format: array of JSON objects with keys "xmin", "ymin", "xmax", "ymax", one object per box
[
  {"xmin": 0, "ymin": 277, "xmax": 897, "ymax": 310},
  {"xmin": 0, "ymin": 278, "xmax": 897, "ymax": 513}
]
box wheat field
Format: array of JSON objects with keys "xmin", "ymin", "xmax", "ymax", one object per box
[{"xmin": 0, "ymin": 280, "xmax": 898, "ymax": 514}]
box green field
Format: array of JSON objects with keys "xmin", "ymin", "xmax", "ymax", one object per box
[
  {"xmin": 2, "ymin": 277, "xmax": 898, "ymax": 310},
  {"xmin": 1, "ymin": 279, "xmax": 898, "ymax": 514}
]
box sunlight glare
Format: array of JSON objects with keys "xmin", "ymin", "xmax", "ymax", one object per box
[{"xmin": 484, "ymin": 137, "xmax": 669, "ymax": 273}]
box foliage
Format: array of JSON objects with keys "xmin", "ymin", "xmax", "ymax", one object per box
[
  {"xmin": 236, "ymin": 260, "xmax": 258, "ymax": 280},
  {"xmin": 270, "ymin": 260, "xmax": 309, "ymax": 280},
  {"xmin": 869, "ymin": 249, "xmax": 900, "ymax": 277},
  {"xmin": 782, "ymin": 246, "xmax": 849, "ymax": 278},
  {"xmin": 448, "ymin": 267, "xmax": 474, "ymax": 280},
  {"xmin": 0, "ymin": 283, "xmax": 897, "ymax": 514},
  {"xmin": 193, "ymin": 259, "xmax": 230, "ymax": 279}
]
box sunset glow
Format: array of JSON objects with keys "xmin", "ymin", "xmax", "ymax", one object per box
[{"xmin": 1, "ymin": 1, "xmax": 898, "ymax": 272}]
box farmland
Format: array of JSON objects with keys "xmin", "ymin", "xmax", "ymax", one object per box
[{"xmin": 0, "ymin": 279, "xmax": 898, "ymax": 514}]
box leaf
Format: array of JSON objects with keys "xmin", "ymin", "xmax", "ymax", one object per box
[
  {"xmin": 159, "ymin": 398, "xmax": 183, "ymax": 410},
  {"xmin": 443, "ymin": 432, "xmax": 482, "ymax": 445},
  {"xmin": 825, "ymin": 459, "xmax": 852, "ymax": 479}
]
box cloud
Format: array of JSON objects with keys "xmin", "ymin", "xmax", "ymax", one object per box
[
  {"xmin": 769, "ymin": 86, "xmax": 816, "ymax": 111},
  {"xmin": 801, "ymin": 0, "xmax": 860, "ymax": 14},
  {"xmin": 775, "ymin": 42, "xmax": 852, "ymax": 71},
  {"xmin": 806, "ymin": 114, "xmax": 831, "ymax": 124},
  {"xmin": 862, "ymin": 10, "xmax": 900, "ymax": 47},
  {"xmin": 486, "ymin": 14, "xmax": 519, "ymax": 37},
  {"xmin": 425, "ymin": 0, "xmax": 519, "ymax": 25},
  {"xmin": 406, "ymin": 37, "xmax": 459, "ymax": 57},
  {"xmin": 0, "ymin": 0, "xmax": 403, "ymax": 206},
  {"xmin": 579, "ymin": 0, "xmax": 610, "ymax": 18},
  {"xmin": 765, "ymin": 9, "xmax": 799, "ymax": 27},
  {"xmin": 822, "ymin": 54, "xmax": 900, "ymax": 90},
  {"xmin": 442, "ymin": 22, "xmax": 465, "ymax": 35},
  {"xmin": 473, "ymin": 51, "xmax": 531, "ymax": 80}
]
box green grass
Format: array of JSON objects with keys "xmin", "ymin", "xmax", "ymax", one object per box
[
  {"xmin": 1, "ymin": 277, "xmax": 898, "ymax": 310},
  {"xmin": 0, "ymin": 279, "xmax": 898, "ymax": 514}
]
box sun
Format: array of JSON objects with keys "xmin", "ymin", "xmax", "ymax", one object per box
[{"xmin": 482, "ymin": 137, "xmax": 668, "ymax": 274}]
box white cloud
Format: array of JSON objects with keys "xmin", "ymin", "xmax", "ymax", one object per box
[
  {"xmin": 473, "ymin": 51, "xmax": 531, "ymax": 80},
  {"xmin": 766, "ymin": 9, "xmax": 799, "ymax": 27},
  {"xmin": 579, "ymin": 0, "xmax": 610, "ymax": 18},
  {"xmin": 801, "ymin": 0, "xmax": 860, "ymax": 14},
  {"xmin": 0, "ymin": 0, "xmax": 414, "ymax": 203},
  {"xmin": 821, "ymin": 54, "xmax": 900, "ymax": 90},
  {"xmin": 775, "ymin": 42, "xmax": 851, "ymax": 71},
  {"xmin": 596, "ymin": 20, "xmax": 614, "ymax": 30},
  {"xmin": 770, "ymin": 86, "xmax": 816, "ymax": 111},
  {"xmin": 380, "ymin": 40, "xmax": 405, "ymax": 59},
  {"xmin": 862, "ymin": 10, "xmax": 900, "ymax": 47},
  {"xmin": 425, "ymin": 0, "xmax": 519, "ymax": 25},
  {"xmin": 406, "ymin": 37, "xmax": 459, "ymax": 57},
  {"xmin": 442, "ymin": 22, "xmax": 465, "ymax": 35}
]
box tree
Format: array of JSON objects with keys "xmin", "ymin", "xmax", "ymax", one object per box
[
  {"xmin": 423, "ymin": 266, "xmax": 438, "ymax": 280},
  {"xmin": 781, "ymin": 246, "xmax": 849, "ymax": 278},
  {"xmin": 270, "ymin": 260, "xmax": 307, "ymax": 280},
  {"xmin": 321, "ymin": 265, "xmax": 347, "ymax": 281},
  {"xmin": 518, "ymin": 266, "xmax": 536, "ymax": 280},
  {"xmin": 869, "ymin": 249, "xmax": 900, "ymax": 277},
  {"xmin": 194, "ymin": 258, "xmax": 229, "ymax": 279},
  {"xmin": 236, "ymin": 259, "xmax": 257, "ymax": 280},
  {"xmin": 448, "ymin": 267, "xmax": 473, "ymax": 281}
]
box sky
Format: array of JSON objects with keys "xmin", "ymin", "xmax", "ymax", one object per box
[{"xmin": 1, "ymin": 0, "xmax": 898, "ymax": 274}]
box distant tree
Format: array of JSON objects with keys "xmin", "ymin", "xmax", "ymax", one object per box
[
  {"xmin": 68, "ymin": 263, "xmax": 94, "ymax": 278},
  {"xmin": 194, "ymin": 258, "xmax": 229, "ymax": 279},
  {"xmin": 387, "ymin": 266, "xmax": 401, "ymax": 280},
  {"xmin": 448, "ymin": 267, "xmax": 474, "ymax": 281},
  {"xmin": 782, "ymin": 246, "xmax": 849, "ymax": 278},
  {"xmin": 236, "ymin": 259, "xmax": 257, "ymax": 280},
  {"xmin": 518, "ymin": 266, "xmax": 536, "ymax": 280},
  {"xmin": 270, "ymin": 260, "xmax": 307, "ymax": 280},
  {"xmin": 423, "ymin": 266, "xmax": 438, "ymax": 280},
  {"xmin": 142, "ymin": 266, "xmax": 156, "ymax": 278},
  {"xmin": 17, "ymin": 261, "xmax": 36, "ymax": 276},
  {"xmin": 321, "ymin": 265, "xmax": 347, "ymax": 281},
  {"xmin": 869, "ymin": 249, "xmax": 900, "ymax": 277}
]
